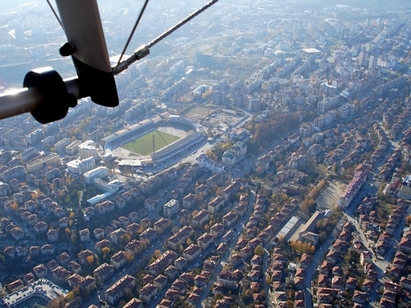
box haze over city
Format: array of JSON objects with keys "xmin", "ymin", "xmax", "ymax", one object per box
[{"xmin": 0, "ymin": 0, "xmax": 411, "ymax": 307}]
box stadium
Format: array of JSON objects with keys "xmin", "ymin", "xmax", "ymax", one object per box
[{"xmin": 103, "ymin": 113, "xmax": 205, "ymax": 164}]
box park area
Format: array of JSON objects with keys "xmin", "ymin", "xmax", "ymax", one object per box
[{"xmin": 122, "ymin": 130, "xmax": 180, "ymax": 156}]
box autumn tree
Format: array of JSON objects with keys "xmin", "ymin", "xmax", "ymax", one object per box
[
  {"xmin": 153, "ymin": 249, "xmax": 162, "ymax": 259},
  {"xmin": 243, "ymin": 289, "xmax": 253, "ymax": 301},
  {"xmin": 319, "ymin": 230, "xmax": 327, "ymax": 243},
  {"xmin": 65, "ymin": 291, "xmax": 75, "ymax": 302},
  {"xmin": 10, "ymin": 201, "xmax": 18, "ymax": 211},
  {"xmin": 64, "ymin": 228, "xmax": 71, "ymax": 241},
  {"xmin": 290, "ymin": 241, "xmax": 315, "ymax": 254},
  {"xmin": 102, "ymin": 247, "xmax": 110, "ymax": 257},
  {"xmin": 86, "ymin": 255, "xmax": 95, "ymax": 266},
  {"xmin": 301, "ymin": 198, "xmax": 315, "ymax": 215},
  {"xmin": 308, "ymin": 186, "xmax": 319, "ymax": 199},
  {"xmin": 120, "ymin": 234, "xmax": 131, "ymax": 245},
  {"xmin": 216, "ymin": 187, "xmax": 223, "ymax": 196},
  {"xmin": 140, "ymin": 239, "xmax": 149, "ymax": 249},
  {"xmin": 221, "ymin": 142, "xmax": 232, "ymax": 151},
  {"xmin": 47, "ymin": 295, "xmax": 66, "ymax": 308},
  {"xmin": 205, "ymin": 149, "xmax": 217, "ymax": 161},
  {"xmin": 202, "ymin": 88, "xmax": 212, "ymax": 99},
  {"xmin": 125, "ymin": 251, "xmax": 134, "ymax": 263},
  {"xmin": 70, "ymin": 232, "xmax": 78, "ymax": 246},
  {"xmin": 195, "ymin": 191, "xmax": 206, "ymax": 203},
  {"xmin": 316, "ymin": 218, "xmax": 328, "ymax": 230},
  {"xmin": 255, "ymin": 165, "xmax": 265, "ymax": 175},
  {"xmin": 346, "ymin": 247, "xmax": 360, "ymax": 264},
  {"xmin": 179, "ymin": 216, "xmax": 188, "ymax": 226},
  {"xmin": 329, "ymin": 207, "xmax": 342, "ymax": 226},
  {"xmin": 317, "ymin": 179, "xmax": 326, "ymax": 190},
  {"xmin": 254, "ymin": 245, "xmax": 265, "ymax": 256}
]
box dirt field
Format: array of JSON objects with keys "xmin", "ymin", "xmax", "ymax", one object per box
[
  {"xmin": 184, "ymin": 106, "xmax": 210, "ymax": 121},
  {"xmin": 315, "ymin": 180, "xmax": 347, "ymax": 210}
]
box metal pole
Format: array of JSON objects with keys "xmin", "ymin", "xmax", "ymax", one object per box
[
  {"xmin": 0, "ymin": 78, "xmax": 79, "ymax": 121},
  {"xmin": 0, "ymin": 88, "xmax": 42, "ymax": 120}
]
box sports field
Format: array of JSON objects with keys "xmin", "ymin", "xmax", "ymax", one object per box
[{"xmin": 122, "ymin": 130, "xmax": 180, "ymax": 156}]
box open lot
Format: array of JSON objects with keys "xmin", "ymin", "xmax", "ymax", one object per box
[
  {"xmin": 122, "ymin": 130, "xmax": 180, "ymax": 156},
  {"xmin": 316, "ymin": 180, "xmax": 346, "ymax": 210},
  {"xmin": 184, "ymin": 106, "xmax": 210, "ymax": 121}
]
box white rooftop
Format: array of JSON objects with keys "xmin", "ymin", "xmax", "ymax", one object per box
[{"xmin": 2, "ymin": 279, "xmax": 67, "ymax": 307}]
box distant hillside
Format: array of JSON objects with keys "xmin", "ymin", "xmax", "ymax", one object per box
[
  {"xmin": 297, "ymin": 0, "xmax": 411, "ymax": 11},
  {"xmin": 0, "ymin": 2, "xmax": 46, "ymax": 14}
]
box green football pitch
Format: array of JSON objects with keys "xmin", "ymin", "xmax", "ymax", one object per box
[{"xmin": 122, "ymin": 130, "xmax": 180, "ymax": 156}]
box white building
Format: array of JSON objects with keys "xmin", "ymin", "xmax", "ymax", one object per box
[
  {"xmin": 66, "ymin": 140, "xmax": 82, "ymax": 155},
  {"xmin": 170, "ymin": 60, "xmax": 185, "ymax": 76},
  {"xmin": 197, "ymin": 154, "xmax": 225, "ymax": 173},
  {"xmin": 94, "ymin": 178, "xmax": 123, "ymax": 193},
  {"xmin": 2, "ymin": 279, "xmax": 67, "ymax": 307},
  {"xmin": 398, "ymin": 175, "xmax": 411, "ymax": 200},
  {"xmin": 232, "ymin": 141, "xmax": 247, "ymax": 156},
  {"xmin": 84, "ymin": 167, "xmax": 109, "ymax": 184},
  {"xmin": 222, "ymin": 150, "xmax": 236, "ymax": 165},
  {"xmin": 67, "ymin": 157, "xmax": 96, "ymax": 175},
  {"xmin": 163, "ymin": 199, "xmax": 180, "ymax": 218},
  {"xmin": 79, "ymin": 140, "xmax": 98, "ymax": 159}
]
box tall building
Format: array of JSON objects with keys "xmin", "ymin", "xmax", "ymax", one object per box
[
  {"xmin": 163, "ymin": 199, "xmax": 180, "ymax": 218},
  {"xmin": 399, "ymin": 175, "xmax": 411, "ymax": 199},
  {"xmin": 368, "ymin": 54, "xmax": 377, "ymax": 69},
  {"xmin": 358, "ymin": 51, "xmax": 368, "ymax": 67},
  {"xmin": 170, "ymin": 60, "xmax": 185, "ymax": 76}
]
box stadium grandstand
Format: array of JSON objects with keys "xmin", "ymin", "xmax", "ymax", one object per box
[{"xmin": 152, "ymin": 132, "xmax": 205, "ymax": 163}]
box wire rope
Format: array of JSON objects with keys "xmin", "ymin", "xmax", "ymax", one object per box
[
  {"xmin": 46, "ymin": 0, "xmax": 64, "ymax": 29},
  {"xmin": 113, "ymin": 0, "xmax": 150, "ymax": 75}
]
